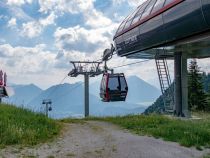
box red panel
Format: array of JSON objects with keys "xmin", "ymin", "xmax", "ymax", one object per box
[{"xmin": 114, "ymin": 0, "xmax": 184, "ymax": 39}]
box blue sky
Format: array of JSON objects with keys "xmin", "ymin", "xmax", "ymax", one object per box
[{"xmin": 0, "ymin": 0, "xmax": 209, "ymax": 89}]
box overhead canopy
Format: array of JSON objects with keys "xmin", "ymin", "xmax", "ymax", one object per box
[{"xmin": 113, "ymin": 0, "xmax": 210, "ymax": 59}]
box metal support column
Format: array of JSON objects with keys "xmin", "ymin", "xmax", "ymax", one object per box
[
  {"xmin": 46, "ymin": 103, "xmax": 49, "ymax": 117},
  {"xmin": 174, "ymin": 52, "xmax": 182, "ymax": 116},
  {"xmin": 174, "ymin": 52, "xmax": 189, "ymax": 117},
  {"xmin": 42, "ymin": 99, "xmax": 52, "ymax": 117},
  {"xmin": 0, "ymin": 98, "xmax": 1, "ymax": 103},
  {"xmin": 181, "ymin": 53, "xmax": 190, "ymax": 117},
  {"xmin": 69, "ymin": 61, "xmax": 102, "ymax": 118},
  {"xmin": 84, "ymin": 74, "xmax": 89, "ymax": 117}
]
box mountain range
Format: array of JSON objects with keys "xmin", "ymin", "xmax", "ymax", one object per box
[
  {"xmin": 3, "ymin": 76, "xmax": 161, "ymax": 118},
  {"xmin": 4, "ymin": 84, "xmax": 42, "ymax": 106}
]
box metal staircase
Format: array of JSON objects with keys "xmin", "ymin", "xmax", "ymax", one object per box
[{"xmin": 155, "ymin": 58, "xmax": 174, "ymax": 113}]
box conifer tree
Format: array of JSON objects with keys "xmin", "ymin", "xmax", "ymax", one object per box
[
  {"xmin": 206, "ymin": 83, "xmax": 210, "ymax": 111},
  {"xmin": 188, "ymin": 59, "xmax": 207, "ymax": 111}
]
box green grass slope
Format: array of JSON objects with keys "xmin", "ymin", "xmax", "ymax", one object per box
[
  {"xmin": 101, "ymin": 115, "xmax": 210, "ymax": 149},
  {"xmin": 0, "ymin": 103, "xmax": 61, "ymax": 147},
  {"xmin": 63, "ymin": 114, "xmax": 210, "ymax": 149},
  {"xmin": 97, "ymin": 114, "xmax": 210, "ymax": 149}
]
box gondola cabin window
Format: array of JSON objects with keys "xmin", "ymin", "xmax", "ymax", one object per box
[
  {"xmin": 108, "ymin": 77, "xmax": 120, "ymax": 91},
  {"xmin": 120, "ymin": 76, "xmax": 127, "ymax": 91}
]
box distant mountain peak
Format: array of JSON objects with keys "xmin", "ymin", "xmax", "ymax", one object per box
[
  {"xmin": 128, "ymin": 75, "xmax": 141, "ymax": 80},
  {"xmin": 128, "ymin": 75, "xmax": 146, "ymax": 82},
  {"xmin": 4, "ymin": 83, "xmax": 43, "ymax": 106},
  {"xmin": 28, "ymin": 83, "xmax": 42, "ymax": 89},
  {"xmin": 49, "ymin": 82, "xmax": 82, "ymax": 88}
]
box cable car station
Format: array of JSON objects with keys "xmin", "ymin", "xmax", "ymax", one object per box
[
  {"xmin": 113, "ymin": 0, "xmax": 210, "ymax": 117},
  {"xmin": 65, "ymin": 0, "xmax": 210, "ymax": 118}
]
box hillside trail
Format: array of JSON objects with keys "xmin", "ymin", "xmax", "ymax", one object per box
[{"xmin": 0, "ymin": 121, "xmax": 209, "ymax": 158}]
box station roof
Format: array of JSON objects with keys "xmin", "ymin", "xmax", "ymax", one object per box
[
  {"xmin": 114, "ymin": 0, "xmax": 210, "ymax": 59},
  {"xmin": 115, "ymin": 0, "xmax": 181, "ymax": 39}
]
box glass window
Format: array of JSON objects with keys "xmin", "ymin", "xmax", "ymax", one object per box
[
  {"xmin": 136, "ymin": 0, "xmax": 150, "ymax": 17},
  {"xmin": 151, "ymin": 0, "xmax": 166, "ymax": 14},
  {"xmin": 131, "ymin": 1, "xmax": 150, "ymax": 25},
  {"xmin": 117, "ymin": 21, "xmax": 126, "ymax": 33},
  {"xmin": 129, "ymin": 8, "xmax": 140, "ymax": 20},
  {"xmin": 120, "ymin": 76, "xmax": 127, "ymax": 91},
  {"xmin": 140, "ymin": 0, "xmax": 157, "ymax": 20},
  {"xmin": 124, "ymin": 14, "xmax": 131, "ymax": 22},
  {"xmin": 123, "ymin": 7, "xmax": 141, "ymax": 29},
  {"xmin": 164, "ymin": 0, "xmax": 174, "ymax": 6},
  {"xmin": 108, "ymin": 77, "xmax": 119, "ymax": 91},
  {"xmin": 123, "ymin": 9, "xmax": 137, "ymax": 25},
  {"xmin": 131, "ymin": 11, "xmax": 144, "ymax": 24},
  {"xmin": 124, "ymin": 20, "xmax": 132, "ymax": 29}
]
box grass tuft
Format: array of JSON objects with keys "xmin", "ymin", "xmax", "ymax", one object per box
[{"xmin": 0, "ymin": 103, "xmax": 61, "ymax": 147}]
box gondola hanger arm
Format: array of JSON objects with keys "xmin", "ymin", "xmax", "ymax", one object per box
[
  {"xmin": 102, "ymin": 44, "xmax": 115, "ymax": 62},
  {"xmin": 102, "ymin": 44, "xmax": 115, "ymax": 73}
]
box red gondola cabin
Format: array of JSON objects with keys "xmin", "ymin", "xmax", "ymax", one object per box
[{"xmin": 100, "ymin": 73, "xmax": 128, "ymax": 102}]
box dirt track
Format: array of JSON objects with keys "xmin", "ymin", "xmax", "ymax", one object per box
[{"xmin": 0, "ymin": 121, "xmax": 209, "ymax": 158}]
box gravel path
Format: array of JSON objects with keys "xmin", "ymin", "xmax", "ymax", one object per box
[{"xmin": 0, "ymin": 121, "xmax": 209, "ymax": 158}]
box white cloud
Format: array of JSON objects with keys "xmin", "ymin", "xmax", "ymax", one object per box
[
  {"xmin": 7, "ymin": 0, "xmax": 32, "ymax": 6},
  {"xmin": 54, "ymin": 27, "xmax": 77, "ymax": 45},
  {"xmin": 21, "ymin": 12, "xmax": 57, "ymax": 38},
  {"xmin": 113, "ymin": 0, "xmax": 146, "ymax": 7},
  {"xmin": 54, "ymin": 23, "xmax": 118, "ymax": 53},
  {"xmin": 0, "ymin": 44, "xmax": 55, "ymax": 74},
  {"xmin": 84, "ymin": 9, "xmax": 112, "ymax": 28},
  {"xmin": 38, "ymin": 0, "xmax": 94, "ymax": 14},
  {"xmin": 7, "ymin": 0, "xmax": 25, "ymax": 6},
  {"xmin": 39, "ymin": 12, "xmax": 57, "ymax": 26},
  {"xmin": 38, "ymin": 0, "xmax": 112, "ymax": 29},
  {"xmin": 0, "ymin": 44, "xmax": 63, "ymax": 88},
  {"xmin": 38, "ymin": 0, "xmax": 56, "ymax": 14},
  {"xmin": 8, "ymin": 17, "xmax": 17, "ymax": 28},
  {"xmin": 21, "ymin": 21, "xmax": 42, "ymax": 38},
  {"xmin": 128, "ymin": 0, "xmax": 146, "ymax": 7},
  {"xmin": 0, "ymin": 43, "xmax": 96, "ymax": 89}
]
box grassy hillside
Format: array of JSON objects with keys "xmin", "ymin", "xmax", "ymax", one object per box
[
  {"xmin": 62, "ymin": 113, "xmax": 210, "ymax": 149},
  {"xmin": 96, "ymin": 114, "xmax": 210, "ymax": 149},
  {"xmin": 0, "ymin": 103, "xmax": 61, "ymax": 147}
]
